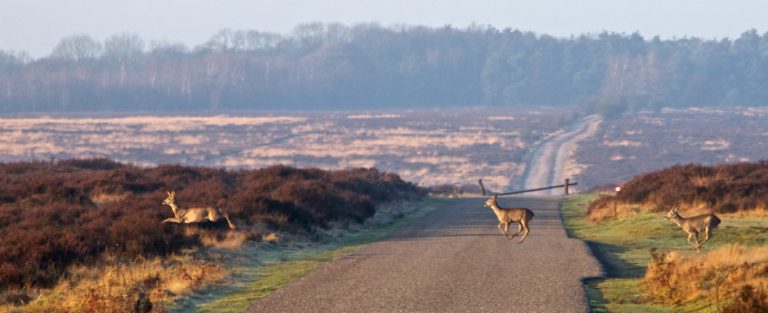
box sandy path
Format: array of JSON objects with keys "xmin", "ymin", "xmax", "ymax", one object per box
[{"xmin": 521, "ymin": 116, "xmax": 601, "ymax": 195}]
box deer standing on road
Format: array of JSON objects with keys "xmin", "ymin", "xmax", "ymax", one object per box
[
  {"xmin": 484, "ymin": 194, "xmax": 535, "ymax": 243},
  {"xmin": 664, "ymin": 205, "xmax": 720, "ymax": 252},
  {"xmin": 162, "ymin": 191, "xmax": 237, "ymax": 230}
]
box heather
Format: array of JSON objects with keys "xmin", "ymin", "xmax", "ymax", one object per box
[
  {"xmin": 586, "ymin": 162, "xmax": 768, "ymax": 221},
  {"xmin": 0, "ymin": 159, "xmax": 423, "ymax": 291}
]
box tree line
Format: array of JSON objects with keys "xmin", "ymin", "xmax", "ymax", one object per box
[{"xmin": 1, "ymin": 23, "xmax": 767, "ymax": 113}]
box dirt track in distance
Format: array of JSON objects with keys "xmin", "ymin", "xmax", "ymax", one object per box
[
  {"xmin": 246, "ymin": 197, "xmax": 602, "ymax": 313},
  {"xmin": 522, "ymin": 115, "xmax": 601, "ymax": 195}
]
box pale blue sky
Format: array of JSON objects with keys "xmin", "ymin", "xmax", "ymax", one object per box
[{"xmin": 2, "ymin": 0, "xmax": 767, "ymax": 58}]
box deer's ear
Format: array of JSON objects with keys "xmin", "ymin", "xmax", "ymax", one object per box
[{"xmin": 166, "ymin": 191, "xmax": 171, "ymax": 196}]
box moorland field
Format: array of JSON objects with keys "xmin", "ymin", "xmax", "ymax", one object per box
[
  {"xmin": 0, "ymin": 109, "xmax": 570, "ymax": 193},
  {"xmin": 566, "ymin": 161, "xmax": 768, "ymax": 313},
  {"xmin": 575, "ymin": 107, "xmax": 768, "ymax": 188},
  {"xmin": 2, "ymin": 107, "xmax": 768, "ymax": 311},
  {"xmin": 0, "ymin": 159, "xmax": 422, "ymax": 312}
]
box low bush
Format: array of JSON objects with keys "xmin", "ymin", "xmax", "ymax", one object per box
[
  {"xmin": 644, "ymin": 245, "xmax": 768, "ymax": 306},
  {"xmin": 587, "ymin": 162, "xmax": 768, "ymax": 221},
  {"xmin": 0, "ymin": 159, "xmax": 424, "ymax": 291},
  {"xmin": 720, "ymin": 284, "xmax": 768, "ymax": 313}
]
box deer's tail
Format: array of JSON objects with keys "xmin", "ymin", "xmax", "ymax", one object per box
[{"xmin": 711, "ymin": 215, "xmax": 721, "ymax": 229}]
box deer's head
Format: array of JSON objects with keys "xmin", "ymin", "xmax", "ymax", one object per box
[
  {"xmin": 664, "ymin": 205, "xmax": 680, "ymax": 221},
  {"xmin": 484, "ymin": 194, "xmax": 498, "ymax": 208},
  {"xmin": 162, "ymin": 191, "xmax": 176, "ymax": 206}
]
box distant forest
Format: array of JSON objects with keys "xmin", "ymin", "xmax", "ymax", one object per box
[{"xmin": 1, "ymin": 24, "xmax": 768, "ymax": 113}]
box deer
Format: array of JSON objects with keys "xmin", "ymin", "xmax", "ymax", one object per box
[
  {"xmin": 162, "ymin": 191, "xmax": 237, "ymax": 230},
  {"xmin": 664, "ymin": 205, "xmax": 721, "ymax": 252},
  {"xmin": 483, "ymin": 194, "xmax": 535, "ymax": 243}
]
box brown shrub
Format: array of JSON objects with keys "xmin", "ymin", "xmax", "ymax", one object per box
[
  {"xmin": 720, "ymin": 284, "xmax": 768, "ymax": 313},
  {"xmin": 644, "ymin": 245, "xmax": 768, "ymax": 305},
  {"xmin": 587, "ymin": 162, "xmax": 768, "ymax": 221},
  {"xmin": 0, "ymin": 159, "xmax": 424, "ymax": 292}
]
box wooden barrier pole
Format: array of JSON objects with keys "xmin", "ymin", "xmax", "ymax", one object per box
[
  {"xmin": 496, "ymin": 181, "xmax": 578, "ymax": 196},
  {"xmin": 478, "ymin": 179, "xmax": 487, "ymax": 196},
  {"xmin": 565, "ymin": 178, "xmax": 570, "ymax": 195}
]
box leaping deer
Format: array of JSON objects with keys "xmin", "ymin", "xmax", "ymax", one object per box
[
  {"xmin": 664, "ymin": 205, "xmax": 720, "ymax": 252},
  {"xmin": 483, "ymin": 194, "xmax": 534, "ymax": 243},
  {"xmin": 162, "ymin": 191, "xmax": 237, "ymax": 230}
]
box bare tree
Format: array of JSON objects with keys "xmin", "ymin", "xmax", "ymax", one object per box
[
  {"xmin": 202, "ymin": 29, "xmax": 236, "ymax": 51},
  {"xmin": 238, "ymin": 30, "xmax": 281, "ymax": 51},
  {"xmin": 51, "ymin": 34, "xmax": 102, "ymax": 62},
  {"xmin": 104, "ymin": 33, "xmax": 145, "ymax": 62},
  {"xmin": 148, "ymin": 41, "xmax": 188, "ymax": 56},
  {"xmin": 0, "ymin": 50, "xmax": 30, "ymax": 72}
]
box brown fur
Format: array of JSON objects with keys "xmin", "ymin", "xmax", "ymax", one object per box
[
  {"xmin": 162, "ymin": 191, "xmax": 237, "ymax": 230},
  {"xmin": 665, "ymin": 206, "xmax": 721, "ymax": 252},
  {"xmin": 483, "ymin": 194, "xmax": 535, "ymax": 243}
]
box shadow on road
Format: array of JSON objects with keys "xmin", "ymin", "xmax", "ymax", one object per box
[{"xmin": 378, "ymin": 197, "xmax": 570, "ymax": 242}]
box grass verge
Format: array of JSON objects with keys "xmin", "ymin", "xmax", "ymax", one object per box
[
  {"xmin": 185, "ymin": 199, "xmax": 440, "ymax": 313},
  {"xmin": 562, "ymin": 194, "xmax": 768, "ymax": 313}
]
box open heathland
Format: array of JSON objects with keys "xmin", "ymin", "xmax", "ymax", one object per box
[
  {"xmin": 0, "ymin": 159, "xmax": 423, "ymax": 311},
  {"xmin": 586, "ymin": 161, "xmax": 768, "ymax": 221},
  {"xmin": 574, "ymin": 107, "xmax": 768, "ymax": 188},
  {"xmin": 0, "ymin": 109, "xmax": 569, "ymax": 193},
  {"xmin": 563, "ymin": 195, "xmax": 768, "ymax": 313},
  {"xmin": 563, "ymin": 162, "xmax": 768, "ymax": 312}
]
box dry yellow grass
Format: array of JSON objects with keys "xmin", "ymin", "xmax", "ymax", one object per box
[
  {"xmin": 587, "ymin": 198, "xmax": 768, "ymax": 222},
  {"xmin": 183, "ymin": 228, "xmax": 252, "ymax": 249},
  {"xmin": 586, "ymin": 201, "xmax": 643, "ymax": 222},
  {"xmin": 9, "ymin": 255, "xmax": 227, "ymax": 313},
  {"xmin": 644, "ymin": 245, "xmax": 768, "ymax": 305}
]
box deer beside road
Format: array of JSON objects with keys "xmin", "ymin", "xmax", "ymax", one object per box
[{"xmin": 664, "ymin": 205, "xmax": 720, "ymax": 252}]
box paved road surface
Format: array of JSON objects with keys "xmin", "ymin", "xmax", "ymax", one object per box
[{"xmin": 246, "ymin": 197, "xmax": 602, "ymax": 313}]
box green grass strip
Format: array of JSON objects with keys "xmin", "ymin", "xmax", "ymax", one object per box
[{"xmin": 561, "ymin": 194, "xmax": 768, "ymax": 313}]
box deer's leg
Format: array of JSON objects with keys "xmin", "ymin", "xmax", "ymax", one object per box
[
  {"xmin": 504, "ymin": 223, "xmax": 511, "ymax": 239},
  {"xmin": 162, "ymin": 217, "xmax": 181, "ymax": 224},
  {"xmin": 697, "ymin": 227, "xmax": 713, "ymax": 250},
  {"xmin": 498, "ymin": 222, "xmax": 509, "ymax": 238},
  {"xmin": 517, "ymin": 218, "xmax": 530, "ymax": 243},
  {"xmin": 516, "ymin": 223, "xmax": 523, "ymax": 235},
  {"xmin": 222, "ymin": 212, "xmax": 237, "ymax": 230},
  {"xmin": 690, "ymin": 232, "xmax": 702, "ymax": 252},
  {"xmin": 687, "ymin": 232, "xmax": 695, "ymax": 244},
  {"xmin": 507, "ymin": 222, "xmax": 520, "ymax": 240}
]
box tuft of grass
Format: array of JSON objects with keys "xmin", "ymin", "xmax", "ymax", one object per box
[
  {"xmin": 645, "ymin": 245, "xmax": 768, "ymax": 305},
  {"xmin": 562, "ymin": 194, "xmax": 768, "ymax": 313},
  {"xmin": 10, "ymin": 255, "xmax": 227, "ymax": 313}
]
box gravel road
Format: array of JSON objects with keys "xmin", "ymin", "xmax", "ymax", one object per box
[{"xmin": 246, "ymin": 197, "xmax": 602, "ymax": 313}]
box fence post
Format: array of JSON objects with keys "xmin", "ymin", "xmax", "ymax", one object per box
[
  {"xmin": 565, "ymin": 178, "xmax": 570, "ymax": 195},
  {"xmin": 478, "ymin": 179, "xmax": 486, "ymax": 196}
]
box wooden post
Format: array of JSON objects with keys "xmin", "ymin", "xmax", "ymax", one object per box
[
  {"xmin": 478, "ymin": 179, "xmax": 486, "ymax": 196},
  {"xmin": 565, "ymin": 178, "xmax": 570, "ymax": 195}
]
